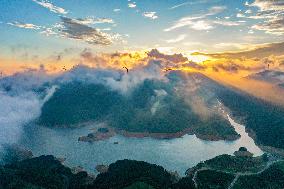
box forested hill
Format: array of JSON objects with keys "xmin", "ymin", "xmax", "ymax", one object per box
[
  {"xmin": 38, "ymin": 73, "xmax": 238, "ymax": 140},
  {"xmin": 1, "ymin": 154, "xmax": 283, "ymax": 189},
  {"xmin": 213, "ymin": 84, "xmax": 284, "ymax": 151}
]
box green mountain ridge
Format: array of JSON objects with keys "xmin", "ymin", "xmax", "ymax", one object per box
[
  {"xmin": 39, "ymin": 70, "xmax": 284, "ymax": 149},
  {"xmin": 1, "ymin": 154, "xmax": 283, "ymax": 189},
  {"xmin": 213, "ymin": 84, "xmax": 284, "ymax": 150},
  {"xmin": 39, "ymin": 75, "xmax": 238, "ymax": 140}
]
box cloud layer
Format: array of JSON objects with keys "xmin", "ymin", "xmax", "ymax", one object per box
[
  {"xmin": 32, "ymin": 0, "xmax": 68, "ymax": 15},
  {"xmin": 59, "ymin": 17, "xmax": 113, "ymax": 45},
  {"xmin": 7, "ymin": 22, "xmax": 41, "ymax": 30},
  {"xmin": 0, "ymin": 68, "xmax": 56, "ymax": 150},
  {"xmin": 1, "ymin": 46, "xmax": 284, "ymax": 150},
  {"xmin": 249, "ymin": 0, "xmax": 284, "ymax": 35},
  {"xmin": 164, "ymin": 6, "xmax": 227, "ymax": 31}
]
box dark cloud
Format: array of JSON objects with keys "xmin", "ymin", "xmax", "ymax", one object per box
[
  {"xmin": 251, "ymin": 0, "xmax": 284, "ymax": 11},
  {"xmin": 205, "ymin": 59, "xmax": 267, "ymax": 73},
  {"xmin": 147, "ymin": 49, "xmax": 188, "ymax": 63},
  {"xmin": 193, "ymin": 42, "xmax": 284, "ymax": 59},
  {"xmin": 247, "ymin": 70, "xmax": 284, "ymax": 84},
  {"xmin": 207, "ymin": 61, "xmax": 260, "ymax": 73},
  {"xmin": 79, "ymin": 48, "xmax": 205, "ymax": 72},
  {"xmin": 250, "ymin": 0, "xmax": 284, "ymax": 35},
  {"xmin": 214, "ymin": 62, "xmax": 254, "ymax": 73},
  {"xmin": 252, "ymin": 17, "xmax": 284, "ymax": 35},
  {"xmin": 185, "ymin": 61, "xmax": 205, "ymax": 70},
  {"xmin": 191, "ymin": 42, "xmax": 284, "ymax": 73},
  {"xmin": 8, "ymin": 17, "xmax": 120, "ymax": 46},
  {"xmin": 59, "ymin": 17, "xmax": 113, "ymax": 45}
]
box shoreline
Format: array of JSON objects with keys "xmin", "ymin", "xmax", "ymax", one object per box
[
  {"xmin": 195, "ymin": 133, "xmax": 240, "ymax": 141},
  {"xmin": 75, "ymin": 122, "xmax": 240, "ymax": 142},
  {"xmin": 48, "ymin": 115, "xmax": 253, "ymax": 142},
  {"xmin": 116, "ymin": 128, "xmax": 195, "ymax": 140},
  {"xmin": 246, "ymin": 127, "xmax": 284, "ymax": 157}
]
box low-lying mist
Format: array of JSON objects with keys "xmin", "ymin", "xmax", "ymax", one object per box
[{"xmin": 1, "ymin": 48, "xmax": 284, "ymax": 152}]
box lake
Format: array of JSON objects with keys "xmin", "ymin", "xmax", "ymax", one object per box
[{"xmin": 17, "ymin": 115, "xmax": 263, "ymax": 175}]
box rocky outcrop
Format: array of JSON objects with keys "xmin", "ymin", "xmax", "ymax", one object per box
[
  {"xmin": 234, "ymin": 147, "xmax": 253, "ymax": 157},
  {"xmin": 78, "ymin": 127, "xmax": 115, "ymax": 142}
]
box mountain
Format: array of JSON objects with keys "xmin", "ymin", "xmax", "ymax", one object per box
[
  {"xmin": 233, "ymin": 161, "xmax": 284, "ymax": 189},
  {"xmin": 212, "ymin": 83, "xmax": 284, "ymax": 151},
  {"xmin": 39, "ymin": 71, "xmax": 239, "ymax": 141},
  {"xmin": 0, "ymin": 155, "xmax": 91, "ymax": 189},
  {"xmin": 185, "ymin": 150, "xmax": 284, "ymax": 189},
  {"xmin": 38, "ymin": 68, "xmax": 284, "ymax": 149},
  {"xmin": 92, "ymin": 159, "xmax": 176, "ymax": 189},
  {"xmin": 1, "ymin": 154, "xmax": 283, "ymax": 189}
]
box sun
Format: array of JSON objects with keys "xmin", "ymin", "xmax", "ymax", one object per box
[{"xmin": 183, "ymin": 52, "xmax": 211, "ymax": 64}]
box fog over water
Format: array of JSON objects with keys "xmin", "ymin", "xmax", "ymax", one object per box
[{"xmin": 0, "ymin": 65, "xmax": 264, "ymax": 175}]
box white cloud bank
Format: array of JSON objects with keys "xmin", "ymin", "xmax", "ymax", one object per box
[{"xmin": 0, "ymin": 69, "xmax": 57, "ymax": 150}]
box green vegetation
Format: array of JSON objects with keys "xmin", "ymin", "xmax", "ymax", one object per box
[
  {"xmin": 109, "ymin": 80, "xmax": 198, "ymax": 133},
  {"xmin": 215, "ymin": 85, "xmax": 284, "ymax": 150},
  {"xmin": 196, "ymin": 170, "xmax": 235, "ymax": 189},
  {"xmin": 194, "ymin": 117, "xmax": 240, "ymax": 140},
  {"xmin": 238, "ymin": 147, "xmax": 247, "ymax": 152},
  {"xmin": 1, "ymin": 154, "xmax": 283, "ymax": 189},
  {"xmin": 1, "ymin": 144, "xmax": 33, "ymax": 165},
  {"xmin": 39, "ymin": 79, "xmax": 238, "ymax": 140},
  {"xmin": 0, "ymin": 155, "xmax": 90, "ymax": 189},
  {"xmin": 171, "ymin": 177, "xmax": 195, "ymax": 189},
  {"xmin": 91, "ymin": 159, "xmax": 175, "ymax": 189},
  {"xmin": 187, "ymin": 153, "xmax": 284, "ymax": 189},
  {"xmin": 195, "ymin": 154, "xmax": 269, "ymax": 173},
  {"xmin": 123, "ymin": 182, "xmax": 155, "ymax": 189},
  {"xmin": 232, "ymin": 161, "xmax": 284, "ymax": 189},
  {"xmin": 39, "ymin": 82, "xmax": 123, "ymax": 126},
  {"xmin": 1, "ymin": 155, "xmax": 187, "ymax": 189}
]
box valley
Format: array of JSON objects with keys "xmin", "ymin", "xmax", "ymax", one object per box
[{"xmin": 1, "ymin": 0, "xmax": 284, "ymax": 188}]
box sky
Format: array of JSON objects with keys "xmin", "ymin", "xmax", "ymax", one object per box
[
  {"xmin": 0, "ymin": 0, "xmax": 284, "ymax": 142},
  {"xmin": 0, "ymin": 0, "xmax": 284, "ymax": 74}
]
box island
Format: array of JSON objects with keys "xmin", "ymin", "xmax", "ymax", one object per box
[{"xmin": 78, "ymin": 127, "xmax": 115, "ymax": 142}]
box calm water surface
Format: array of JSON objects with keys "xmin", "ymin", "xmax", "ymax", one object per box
[{"xmin": 19, "ymin": 115, "xmax": 263, "ymax": 175}]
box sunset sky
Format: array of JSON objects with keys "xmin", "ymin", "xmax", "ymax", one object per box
[
  {"xmin": 0, "ymin": 0, "xmax": 284, "ymax": 75},
  {"xmin": 1, "ymin": 0, "xmax": 284, "ymax": 153}
]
